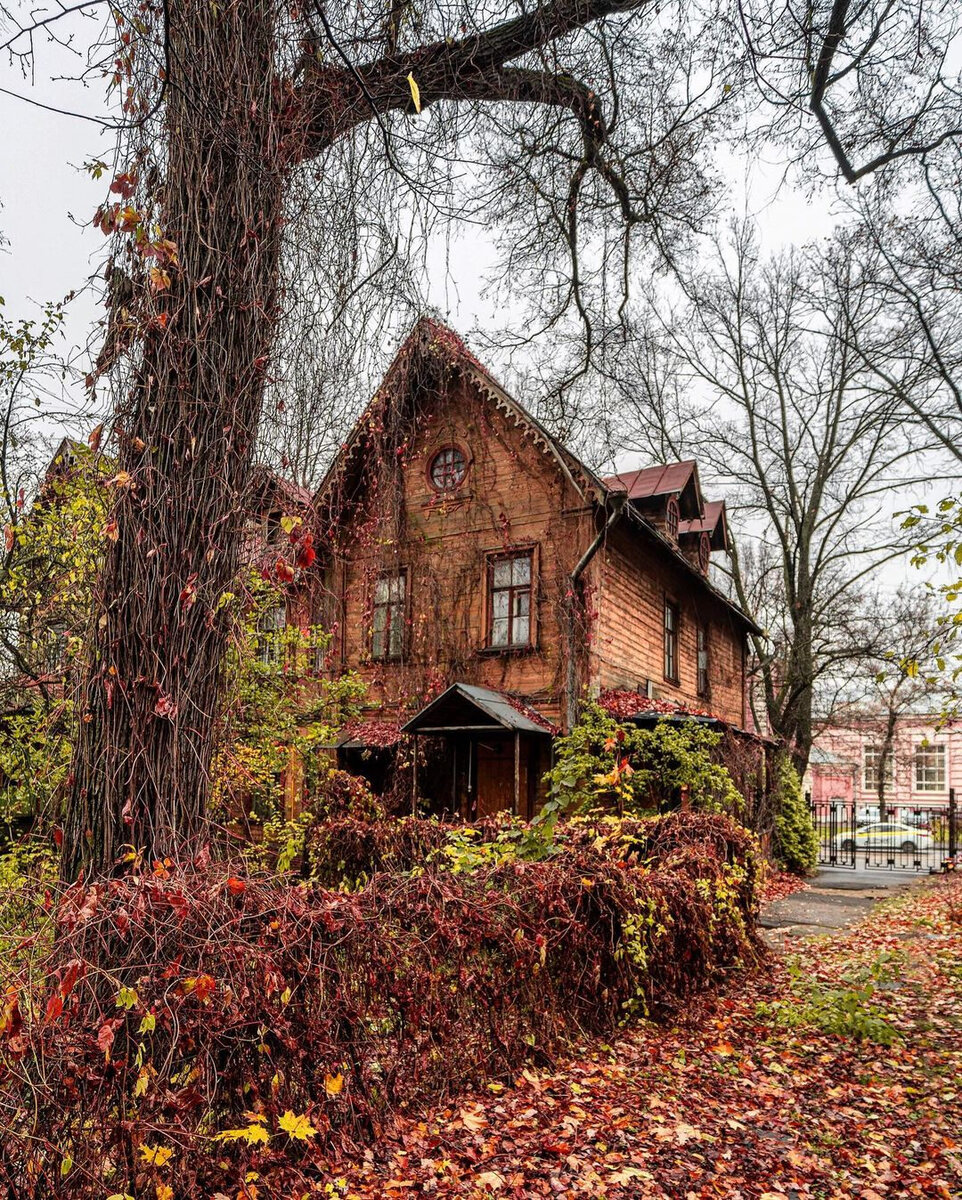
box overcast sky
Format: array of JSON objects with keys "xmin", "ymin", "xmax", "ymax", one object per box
[{"xmin": 0, "ymin": 6, "xmax": 950, "ymax": 596}]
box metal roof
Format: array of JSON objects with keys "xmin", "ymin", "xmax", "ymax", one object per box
[
  {"xmin": 602, "ymin": 461, "xmax": 698, "ymax": 502},
  {"xmin": 401, "ymin": 683, "xmax": 555, "ymax": 735}
]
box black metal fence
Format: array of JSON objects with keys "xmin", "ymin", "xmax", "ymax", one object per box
[{"xmin": 808, "ymin": 790, "xmax": 958, "ymax": 872}]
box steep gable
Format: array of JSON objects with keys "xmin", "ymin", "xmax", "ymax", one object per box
[{"xmin": 314, "ymin": 317, "xmax": 605, "ymax": 534}]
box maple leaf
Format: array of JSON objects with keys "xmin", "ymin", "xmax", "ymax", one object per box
[
  {"xmin": 138, "ymin": 1143, "xmax": 173, "ymax": 1166},
  {"xmin": 214, "ymin": 1118, "xmax": 270, "ymax": 1145},
  {"xmin": 459, "ymin": 1107, "xmax": 487, "ymax": 1132},
  {"xmin": 278, "ymin": 1109, "xmax": 317, "ymax": 1140},
  {"xmin": 324, "ymin": 1071, "xmax": 344, "ymax": 1096}
]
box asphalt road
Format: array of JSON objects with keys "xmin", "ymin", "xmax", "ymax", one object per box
[{"xmin": 760, "ymin": 866, "xmax": 930, "ymax": 946}]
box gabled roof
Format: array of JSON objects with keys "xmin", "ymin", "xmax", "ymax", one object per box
[
  {"xmin": 313, "ymin": 317, "xmax": 759, "ymax": 635},
  {"xmin": 314, "ymin": 317, "xmax": 606, "ymax": 518},
  {"xmin": 602, "ymin": 461, "xmax": 703, "ymax": 520},
  {"xmin": 249, "ymin": 463, "xmax": 312, "ymax": 512},
  {"xmin": 679, "ymin": 499, "xmax": 729, "ymax": 552},
  {"xmin": 401, "ymin": 682, "xmax": 556, "ymax": 735}
]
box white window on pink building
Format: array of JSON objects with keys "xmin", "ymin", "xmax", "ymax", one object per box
[
  {"xmin": 914, "ymin": 743, "xmax": 946, "ymax": 792},
  {"xmin": 863, "ymin": 744, "xmax": 893, "ymax": 792}
]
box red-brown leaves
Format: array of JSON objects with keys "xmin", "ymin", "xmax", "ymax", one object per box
[{"xmin": 0, "ymin": 815, "xmax": 760, "ymax": 1195}]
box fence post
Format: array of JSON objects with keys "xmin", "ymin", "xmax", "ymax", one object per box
[{"xmin": 950, "ymin": 787, "xmax": 958, "ymax": 862}]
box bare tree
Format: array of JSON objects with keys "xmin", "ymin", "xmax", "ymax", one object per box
[
  {"xmin": 831, "ymin": 587, "xmax": 950, "ymax": 818},
  {"xmin": 739, "ymin": 0, "xmax": 962, "ymax": 185},
  {"xmin": 609, "ymin": 228, "xmax": 938, "ymax": 773}
]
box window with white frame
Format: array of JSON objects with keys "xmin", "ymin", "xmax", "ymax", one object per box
[
  {"xmin": 488, "ymin": 551, "xmax": 532, "ymax": 648},
  {"xmin": 862, "ymin": 744, "xmax": 894, "ymax": 792},
  {"xmin": 914, "ymin": 742, "xmax": 946, "ymax": 792}
]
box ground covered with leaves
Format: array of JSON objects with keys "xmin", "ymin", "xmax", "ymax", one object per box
[{"xmin": 315, "ymin": 875, "xmax": 962, "ymax": 1199}]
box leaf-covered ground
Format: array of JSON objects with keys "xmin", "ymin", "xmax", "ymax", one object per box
[
  {"xmin": 759, "ymin": 868, "xmax": 809, "ymax": 905},
  {"xmin": 315, "ymin": 874, "xmax": 962, "ymax": 1199}
]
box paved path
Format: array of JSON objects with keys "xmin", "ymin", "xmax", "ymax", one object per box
[{"xmin": 760, "ymin": 867, "xmax": 927, "ymax": 946}]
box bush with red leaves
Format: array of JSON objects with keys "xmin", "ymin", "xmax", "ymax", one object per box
[{"xmin": 0, "ymin": 813, "xmax": 761, "ymax": 1197}]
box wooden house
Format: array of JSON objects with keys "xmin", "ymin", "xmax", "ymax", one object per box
[{"xmin": 310, "ymin": 319, "xmax": 761, "ymax": 818}]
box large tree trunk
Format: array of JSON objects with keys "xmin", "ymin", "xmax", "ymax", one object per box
[{"xmin": 62, "ymin": 0, "xmax": 286, "ymax": 878}]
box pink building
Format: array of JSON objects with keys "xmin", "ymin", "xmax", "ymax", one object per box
[{"xmin": 807, "ymin": 714, "xmax": 961, "ymax": 814}]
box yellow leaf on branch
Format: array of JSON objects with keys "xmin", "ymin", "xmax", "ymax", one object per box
[
  {"xmin": 407, "ymin": 72, "xmax": 421, "ymax": 113},
  {"xmin": 278, "ymin": 1109, "xmax": 317, "ymax": 1141}
]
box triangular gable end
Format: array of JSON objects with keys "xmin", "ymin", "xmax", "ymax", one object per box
[{"xmin": 313, "ymin": 317, "xmax": 607, "ymax": 526}]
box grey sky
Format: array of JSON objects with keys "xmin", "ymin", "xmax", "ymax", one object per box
[{"xmin": 0, "ymin": 11, "xmax": 953, "ymax": 598}]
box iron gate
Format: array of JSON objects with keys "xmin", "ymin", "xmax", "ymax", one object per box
[{"xmin": 808, "ymin": 790, "xmax": 958, "ymax": 872}]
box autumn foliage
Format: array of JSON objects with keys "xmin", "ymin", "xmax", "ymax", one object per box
[{"xmin": 0, "ymin": 813, "xmax": 759, "ymax": 1196}]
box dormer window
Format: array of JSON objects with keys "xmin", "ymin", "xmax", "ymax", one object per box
[
  {"xmin": 429, "ymin": 446, "xmax": 467, "ymax": 492},
  {"xmin": 698, "ymin": 532, "xmax": 711, "ymax": 574},
  {"xmin": 665, "ymin": 495, "xmax": 679, "ymax": 541}
]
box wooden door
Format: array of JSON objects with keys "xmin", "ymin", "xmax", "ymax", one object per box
[{"xmin": 475, "ymin": 736, "xmax": 524, "ymax": 817}]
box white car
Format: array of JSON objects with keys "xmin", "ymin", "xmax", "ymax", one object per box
[{"xmin": 840, "ymin": 821, "xmax": 934, "ymax": 856}]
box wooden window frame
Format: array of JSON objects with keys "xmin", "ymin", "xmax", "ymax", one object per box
[
  {"xmin": 371, "ymin": 569, "xmax": 407, "ymax": 663},
  {"xmin": 696, "ymin": 623, "xmax": 709, "ymax": 697},
  {"xmin": 427, "ymin": 444, "xmax": 469, "ymax": 494},
  {"xmin": 665, "ymin": 495, "xmax": 680, "ymax": 541},
  {"xmin": 664, "ymin": 597, "xmax": 680, "ymax": 684},
  {"xmin": 698, "ymin": 532, "xmax": 711, "ymax": 574},
  {"xmin": 485, "ymin": 546, "xmax": 536, "ymax": 651},
  {"xmin": 258, "ymin": 602, "xmax": 287, "ymax": 666}
]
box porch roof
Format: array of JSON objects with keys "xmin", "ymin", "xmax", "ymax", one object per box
[{"xmin": 401, "ymin": 683, "xmax": 556, "ymax": 736}]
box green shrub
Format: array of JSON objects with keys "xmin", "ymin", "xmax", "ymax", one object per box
[
  {"xmin": 757, "ymin": 954, "xmax": 901, "ymax": 1045},
  {"xmin": 771, "ymin": 754, "xmax": 818, "ymax": 875},
  {"xmin": 540, "ymin": 703, "xmax": 745, "ymax": 835}
]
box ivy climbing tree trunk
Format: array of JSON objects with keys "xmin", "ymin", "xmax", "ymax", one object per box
[{"xmin": 61, "ymin": 0, "xmax": 287, "ymax": 878}]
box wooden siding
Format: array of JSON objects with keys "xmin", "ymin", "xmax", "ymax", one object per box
[
  {"xmin": 321, "ymin": 369, "xmax": 595, "ymax": 728},
  {"xmin": 590, "ymin": 523, "xmax": 746, "ymax": 726}
]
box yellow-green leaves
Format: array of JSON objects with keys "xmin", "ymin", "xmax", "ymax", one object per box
[
  {"xmin": 214, "ymin": 1114, "xmax": 270, "ymax": 1146},
  {"xmin": 214, "ymin": 1110, "xmax": 317, "ymax": 1146},
  {"xmin": 116, "ymin": 985, "xmax": 139, "ymax": 1010}
]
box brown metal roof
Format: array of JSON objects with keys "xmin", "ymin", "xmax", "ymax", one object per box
[
  {"xmin": 603, "ymin": 461, "xmax": 698, "ymax": 501},
  {"xmin": 678, "ymin": 499, "xmax": 729, "ymax": 551},
  {"xmin": 401, "ymin": 683, "xmax": 556, "ymax": 736}
]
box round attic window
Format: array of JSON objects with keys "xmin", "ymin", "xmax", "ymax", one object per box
[{"xmin": 429, "ymin": 446, "xmax": 467, "ymax": 492}]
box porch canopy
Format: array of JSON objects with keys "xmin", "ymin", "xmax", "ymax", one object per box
[
  {"xmin": 401, "ymin": 683, "xmax": 554, "ymax": 817},
  {"xmin": 401, "ymin": 682, "xmax": 552, "ymax": 737}
]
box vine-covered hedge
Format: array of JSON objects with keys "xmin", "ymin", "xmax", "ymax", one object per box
[{"xmin": 0, "ymin": 813, "xmax": 761, "ymax": 1197}]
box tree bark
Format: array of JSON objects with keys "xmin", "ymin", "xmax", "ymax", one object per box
[
  {"xmin": 61, "ymin": 0, "xmax": 649, "ymax": 878},
  {"xmin": 62, "ymin": 0, "xmax": 287, "ymax": 878}
]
